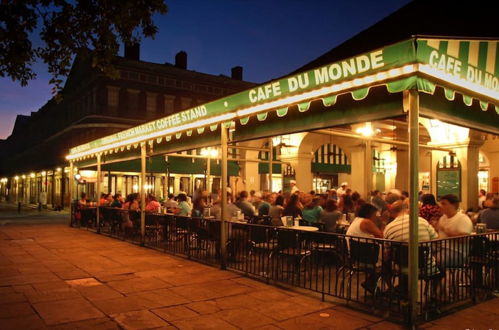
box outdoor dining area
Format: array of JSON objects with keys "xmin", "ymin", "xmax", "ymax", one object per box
[
  {"xmin": 70, "ymin": 201, "xmax": 499, "ymax": 323},
  {"xmin": 65, "ymin": 36, "xmax": 499, "ymax": 326}
]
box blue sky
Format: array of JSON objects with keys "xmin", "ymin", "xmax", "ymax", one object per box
[{"xmin": 0, "ymin": 0, "xmax": 411, "ymax": 139}]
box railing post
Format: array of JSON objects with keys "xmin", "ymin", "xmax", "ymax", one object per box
[
  {"xmin": 96, "ymin": 154, "xmax": 101, "ymax": 233},
  {"xmin": 140, "ymin": 143, "xmax": 146, "ymax": 246},
  {"xmin": 220, "ymin": 123, "xmax": 228, "ymax": 269},
  {"xmin": 407, "ymin": 89, "xmax": 420, "ymax": 328}
]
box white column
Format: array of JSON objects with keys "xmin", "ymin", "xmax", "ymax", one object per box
[{"xmin": 350, "ymin": 145, "xmax": 367, "ymax": 196}]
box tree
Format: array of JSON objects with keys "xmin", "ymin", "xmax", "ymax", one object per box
[{"xmin": 0, "ymin": 0, "xmax": 167, "ymax": 94}]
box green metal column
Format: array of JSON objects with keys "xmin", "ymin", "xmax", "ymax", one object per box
[
  {"xmin": 407, "ymin": 89, "xmax": 420, "ymax": 327},
  {"xmin": 220, "ymin": 124, "xmax": 228, "ymax": 269},
  {"xmin": 96, "ymin": 154, "xmax": 101, "ymax": 233},
  {"xmin": 140, "ymin": 143, "xmax": 146, "ymax": 246},
  {"xmin": 268, "ymin": 138, "xmax": 273, "ymax": 192}
]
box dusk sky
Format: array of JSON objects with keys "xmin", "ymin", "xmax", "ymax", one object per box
[{"xmin": 0, "ymin": 0, "xmax": 411, "ymax": 139}]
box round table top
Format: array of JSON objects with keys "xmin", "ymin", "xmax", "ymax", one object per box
[{"xmin": 285, "ymin": 225, "xmax": 319, "ymax": 232}]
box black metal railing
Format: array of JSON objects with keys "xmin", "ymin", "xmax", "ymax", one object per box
[{"xmin": 70, "ymin": 203, "xmax": 499, "ymax": 323}]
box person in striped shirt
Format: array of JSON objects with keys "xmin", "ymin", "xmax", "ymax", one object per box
[
  {"xmin": 384, "ymin": 201, "xmax": 438, "ymax": 242},
  {"xmin": 384, "ymin": 200, "xmax": 439, "ymax": 297}
]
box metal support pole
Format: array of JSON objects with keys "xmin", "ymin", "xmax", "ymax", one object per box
[
  {"xmin": 220, "ymin": 124, "xmax": 228, "ymax": 269},
  {"xmin": 140, "ymin": 143, "xmax": 146, "ymax": 246},
  {"xmin": 407, "ymin": 89, "xmax": 420, "ymax": 327},
  {"xmin": 206, "ymin": 153, "xmax": 211, "ymax": 193},
  {"xmin": 268, "ymin": 138, "xmax": 273, "ymax": 192},
  {"xmin": 69, "ymin": 162, "xmax": 74, "ymax": 208},
  {"xmin": 96, "ymin": 154, "xmax": 101, "ymax": 233},
  {"xmin": 51, "ymin": 171, "xmax": 55, "ymax": 209},
  {"xmin": 108, "ymin": 170, "xmax": 112, "ymax": 194}
]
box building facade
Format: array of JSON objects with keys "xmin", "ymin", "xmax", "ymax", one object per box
[{"xmin": 0, "ymin": 45, "xmax": 254, "ymax": 207}]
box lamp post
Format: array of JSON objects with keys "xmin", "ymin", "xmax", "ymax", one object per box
[{"xmin": 201, "ymin": 148, "xmax": 219, "ymax": 195}]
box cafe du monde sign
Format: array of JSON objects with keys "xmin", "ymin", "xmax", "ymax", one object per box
[{"xmin": 70, "ymin": 38, "xmax": 498, "ymax": 156}]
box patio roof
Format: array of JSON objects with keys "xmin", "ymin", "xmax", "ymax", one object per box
[{"xmin": 68, "ymin": 37, "xmax": 499, "ymax": 164}]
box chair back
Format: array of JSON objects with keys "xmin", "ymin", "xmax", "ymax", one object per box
[{"xmin": 349, "ymin": 239, "xmax": 379, "ymax": 265}]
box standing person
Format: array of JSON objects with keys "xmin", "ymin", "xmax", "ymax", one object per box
[
  {"xmin": 336, "ymin": 182, "xmax": 348, "ymax": 196},
  {"xmin": 436, "ymin": 194, "xmax": 473, "ymax": 268},
  {"xmin": 235, "ymin": 191, "xmax": 256, "ymax": 218},
  {"xmin": 290, "ymin": 180, "xmax": 299, "ymax": 194},
  {"xmin": 176, "ymin": 193, "xmax": 192, "ymax": 217},
  {"xmin": 419, "ymin": 193, "xmax": 442, "ymax": 226},
  {"xmin": 319, "ymin": 199, "xmax": 342, "ymax": 232},
  {"xmin": 269, "ymin": 195, "xmax": 285, "ymax": 226},
  {"xmin": 478, "ymin": 189, "xmax": 487, "ymax": 210},
  {"xmin": 302, "ymin": 197, "xmax": 323, "ymax": 225},
  {"xmin": 283, "ymin": 193, "xmax": 303, "ymax": 219}
]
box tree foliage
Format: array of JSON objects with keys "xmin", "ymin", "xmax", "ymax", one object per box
[{"xmin": 0, "ymin": 0, "xmax": 167, "ymax": 94}]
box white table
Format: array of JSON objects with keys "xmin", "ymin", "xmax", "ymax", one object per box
[{"xmin": 281, "ymin": 225, "xmax": 319, "ymax": 232}]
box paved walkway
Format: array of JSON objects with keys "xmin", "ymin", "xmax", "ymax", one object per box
[{"xmin": 0, "ymin": 222, "xmax": 498, "ymax": 329}]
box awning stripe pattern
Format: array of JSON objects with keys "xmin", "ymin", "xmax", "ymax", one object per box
[{"xmin": 68, "ymin": 37, "xmax": 498, "ymax": 162}]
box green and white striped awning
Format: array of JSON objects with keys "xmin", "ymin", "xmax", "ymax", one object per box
[{"xmin": 68, "ymin": 37, "xmax": 499, "ymax": 163}]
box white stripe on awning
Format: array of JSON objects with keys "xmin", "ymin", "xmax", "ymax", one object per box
[
  {"xmin": 447, "ymin": 40, "xmax": 460, "ymax": 58},
  {"xmin": 486, "ymin": 41, "xmax": 497, "ymax": 74},
  {"xmin": 468, "ymin": 41, "xmax": 479, "ymax": 67}
]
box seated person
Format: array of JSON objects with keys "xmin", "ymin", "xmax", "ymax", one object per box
[
  {"xmin": 436, "ymin": 194, "xmax": 473, "ymax": 268},
  {"xmin": 145, "ymin": 194, "xmax": 161, "ymax": 213},
  {"xmin": 319, "ymin": 199, "xmax": 342, "ymax": 232},
  {"xmin": 478, "ymin": 194, "xmax": 499, "ymax": 230}
]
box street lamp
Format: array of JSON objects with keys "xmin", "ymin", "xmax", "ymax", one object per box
[{"xmin": 200, "ymin": 148, "xmax": 219, "ymax": 193}]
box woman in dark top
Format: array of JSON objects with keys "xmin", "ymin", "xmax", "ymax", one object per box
[
  {"xmin": 478, "ymin": 195, "xmax": 499, "ymax": 229},
  {"xmin": 319, "ymin": 199, "xmax": 342, "ymax": 232},
  {"xmin": 192, "ymin": 196, "xmax": 207, "ymax": 217},
  {"xmin": 283, "ymin": 194, "xmax": 303, "ymax": 218},
  {"xmin": 340, "ymin": 193, "xmax": 355, "ymax": 214}
]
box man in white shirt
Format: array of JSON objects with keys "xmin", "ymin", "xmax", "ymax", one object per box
[
  {"xmin": 336, "ymin": 182, "xmax": 348, "ymax": 196},
  {"xmin": 290, "ymin": 180, "xmax": 299, "ymax": 194},
  {"xmin": 436, "ymin": 194, "xmax": 473, "ymax": 268}
]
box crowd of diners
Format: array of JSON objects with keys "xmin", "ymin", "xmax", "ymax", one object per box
[
  {"xmin": 76, "ymin": 183, "xmax": 499, "ymax": 294},
  {"xmin": 77, "ymin": 181, "xmax": 499, "ymax": 235}
]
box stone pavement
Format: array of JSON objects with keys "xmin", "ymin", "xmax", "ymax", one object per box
[{"xmin": 0, "ymin": 223, "xmax": 498, "ymax": 330}]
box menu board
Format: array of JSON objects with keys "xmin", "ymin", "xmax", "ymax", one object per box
[{"xmin": 437, "ymin": 169, "xmax": 461, "ymax": 200}]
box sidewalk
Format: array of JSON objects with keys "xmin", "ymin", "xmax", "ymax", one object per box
[
  {"xmin": 1, "ymin": 222, "xmax": 498, "ymax": 329},
  {"xmin": 0, "ymin": 202, "xmax": 69, "ymax": 225}
]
